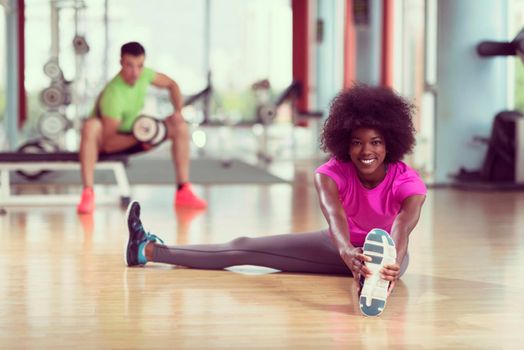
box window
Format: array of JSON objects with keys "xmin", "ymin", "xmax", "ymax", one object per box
[
  {"xmin": 397, "ymin": 0, "xmax": 434, "ymax": 181},
  {"xmin": 24, "ymin": 0, "xmax": 208, "ymax": 141},
  {"xmin": 209, "ymin": 0, "xmax": 292, "ymax": 121},
  {"xmin": 23, "ymin": 0, "xmax": 292, "ymax": 148}
]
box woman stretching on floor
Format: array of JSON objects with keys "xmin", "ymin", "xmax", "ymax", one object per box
[{"xmin": 123, "ymin": 84, "xmax": 427, "ymax": 316}]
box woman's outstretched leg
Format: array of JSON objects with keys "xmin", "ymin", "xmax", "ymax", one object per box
[
  {"xmin": 150, "ymin": 231, "xmax": 351, "ymax": 274},
  {"xmin": 125, "ymin": 201, "xmax": 351, "ymax": 275}
]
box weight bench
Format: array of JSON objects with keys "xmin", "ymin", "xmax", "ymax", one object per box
[{"xmin": 0, "ymin": 152, "xmax": 131, "ymax": 206}]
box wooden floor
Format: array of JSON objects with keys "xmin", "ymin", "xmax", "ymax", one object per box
[{"xmin": 2, "ymin": 169, "xmax": 524, "ymax": 349}]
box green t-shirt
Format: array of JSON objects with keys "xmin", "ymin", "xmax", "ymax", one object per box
[{"xmin": 92, "ymin": 67, "xmax": 156, "ymax": 132}]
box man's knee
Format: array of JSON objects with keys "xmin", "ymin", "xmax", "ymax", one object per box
[{"xmin": 166, "ymin": 114, "xmax": 188, "ymax": 139}]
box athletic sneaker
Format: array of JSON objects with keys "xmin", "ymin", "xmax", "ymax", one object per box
[
  {"xmin": 77, "ymin": 187, "xmax": 95, "ymax": 214},
  {"xmin": 175, "ymin": 184, "xmax": 207, "ymax": 209},
  {"xmin": 125, "ymin": 201, "xmax": 164, "ymax": 266},
  {"xmin": 359, "ymin": 228, "xmax": 397, "ymax": 317}
]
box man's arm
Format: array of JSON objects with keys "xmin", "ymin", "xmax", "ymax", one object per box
[
  {"xmin": 151, "ymin": 73, "xmax": 184, "ymax": 114},
  {"xmin": 99, "ymin": 116, "xmax": 136, "ymax": 153}
]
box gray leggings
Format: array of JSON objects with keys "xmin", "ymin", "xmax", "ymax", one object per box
[{"xmin": 152, "ymin": 229, "xmax": 410, "ymax": 277}]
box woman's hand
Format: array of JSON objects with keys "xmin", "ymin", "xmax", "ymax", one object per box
[
  {"xmin": 342, "ymin": 248, "xmax": 401, "ymax": 296},
  {"xmin": 381, "ymin": 262, "xmax": 401, "ymax": 296},
  {"xmin": 340, "ymin": 247, "xmax": 372, "ymax": 281}
]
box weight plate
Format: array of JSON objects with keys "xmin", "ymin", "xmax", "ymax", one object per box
[
  {"xmin": 40, "ymin": 86, "xmax": 65, "ymax": 108},
  {"xmin": 151, "ymin": 120, "xmax": 167, "ymax": 146},
  {"xmin": 132, "ymin": 116, "xmax": 158, "ymax": 143},
  {"xmin": 43, "ymin": 59, "xmax": 63, "ymax": 80},
  {"xmin": 73, "ymin": 35, "xmax": 90, "ymax": 55},
  {"xmin": 38, "ymin": 112, "xmax": 69, "ymax": 138}
]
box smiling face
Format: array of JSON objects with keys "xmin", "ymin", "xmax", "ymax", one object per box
[
  {"xmin": 120, "ymin": 54, "xmax": 145, "ymax": 85},
  {"xmin": 349, "ymin": 127, "xmax": 387, "ymax": 187}
]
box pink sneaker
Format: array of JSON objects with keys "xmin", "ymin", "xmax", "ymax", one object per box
[
  {"xmin": 77, "ymin": 188, "xmax": 95, "ymax": 214},
  {"xmin": 175, "ymin": 184, "xmax": 207, "ymax": 209}
]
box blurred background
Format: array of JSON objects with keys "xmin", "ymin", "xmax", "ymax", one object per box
[{"xmin": 1, "ymin": 0, "xmax": 524, "ymax": 185}]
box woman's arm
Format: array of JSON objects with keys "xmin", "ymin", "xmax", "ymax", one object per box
[
  {"xmin": 390, "ymin": 194, "xmax": 426, "ymax": 266},
  {"xmin": 382, "ymin": 194, "xmax": 426, "ymax": 291},
  {"xmin": 314, "ymin": 173, "xmax": 371, "ymax": 278}
]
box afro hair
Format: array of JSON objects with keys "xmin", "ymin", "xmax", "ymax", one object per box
[{"xmin": 320, "ymin": 84, "xmax": 416, "ymax": 163}]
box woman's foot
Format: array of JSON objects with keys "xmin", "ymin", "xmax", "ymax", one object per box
[
  {"xmin": 125, "ymin": 201, "xmax": 164, "ymax": 266},
  {"xmin": 359, "ymin": 228, "xmax": 396, "ymax": 317}
]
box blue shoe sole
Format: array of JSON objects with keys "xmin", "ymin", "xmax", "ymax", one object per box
[{"xmin": 359, "ymin": 228, "xmax": 396, "ymax": 317}]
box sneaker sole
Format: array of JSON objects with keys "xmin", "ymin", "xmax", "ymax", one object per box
[
  {"xmin": 124, "ymin": 200, "xmax": 139, "ymax": 267},
  {"xmin": 359, "ymin": 228, "xmax": 396, "ymax": 317}
]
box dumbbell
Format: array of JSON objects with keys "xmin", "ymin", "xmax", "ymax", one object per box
[{"xmin": 132, "ymin": 115, "xmax": 168, "ymax": 147}]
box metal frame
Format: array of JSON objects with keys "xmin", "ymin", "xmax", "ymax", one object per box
[{"xmin": 0, "ymin": 161, "xmax": 131, "ymax": 205}]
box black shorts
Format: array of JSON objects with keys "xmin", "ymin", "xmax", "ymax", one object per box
[
  {"xmin": 99, "ymin": 132, "xmax": 157, "ymax": 157},
  {"xmin": 120, "ymin": 142, "xmax": 152, "ymax": 155}
]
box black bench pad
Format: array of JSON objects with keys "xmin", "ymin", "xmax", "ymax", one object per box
[{"xmin": 0, "ymin": 152, "xmax": 129, "ymax": 163}]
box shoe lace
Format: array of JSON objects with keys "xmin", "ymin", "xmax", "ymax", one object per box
[{"xmin": 145, "ymin": 232, "xmax": 164, "ymax": 244}]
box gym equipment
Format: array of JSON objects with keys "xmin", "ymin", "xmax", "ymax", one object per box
[
  {"xmin": 252, "ymin": 79, "xmax": 276, "ymax": 125},
  {"xmin": 455, "ymin": 28, "xmax": 524, "ymax": 187},
  {"xmin": 256, "ymin": 105, "xmax": 277, "ymax": 125},
  {"xmin": 454, "ymin": 111, "xmax": 524, "ymax": 185},
  {"xmin": 185, "ymin": 85, "xmax": 212, "ymax": 107},
  {"xmin": 478, "ymin": 111, "xmax": 523, "ymax": 182},
  {"xmin": 43, "ymin": 58, "xmax": 63, "ymax": 80},
  {"xmin": 477, "ymin": 27, "xmax": 524, "ymax": 57},
  {"xmin": 28, "ymin": 0, "xmax": 88, "ymax": 154},
  {"xmin": 250, "ymin": 80, "xmax": 323, "ymax": 163},
  {"xmin": 183, "ymin": 72, "xmax": 214, "ymax": 126},
  {"xmin": 40, "ymin": 78, "xmax": 72, "ymax": 108},
  {"xmin": 72, "ymin": 1, "xmax": 89, "ymax": 56},
  {"xmin": 0, "ymin": 151, "xmax": 131, "ymax": 206},
  {"xmin": 37, "ymin": 111, "xmax": 72, "ymax": 139},
  {"xmin": 40, "ymin": 85, "xmax": 66, "ymax": 108},
  {"xmin": 132, "ymin": 115, "xmax": 168, "ymax": 147},
  {"xmin": 16, "ymin": 138, "xmax": 60, "ymax": 181},
  {"xmin": 72, "ymin": 35, "xmax": 89, "ymax": 55}
]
